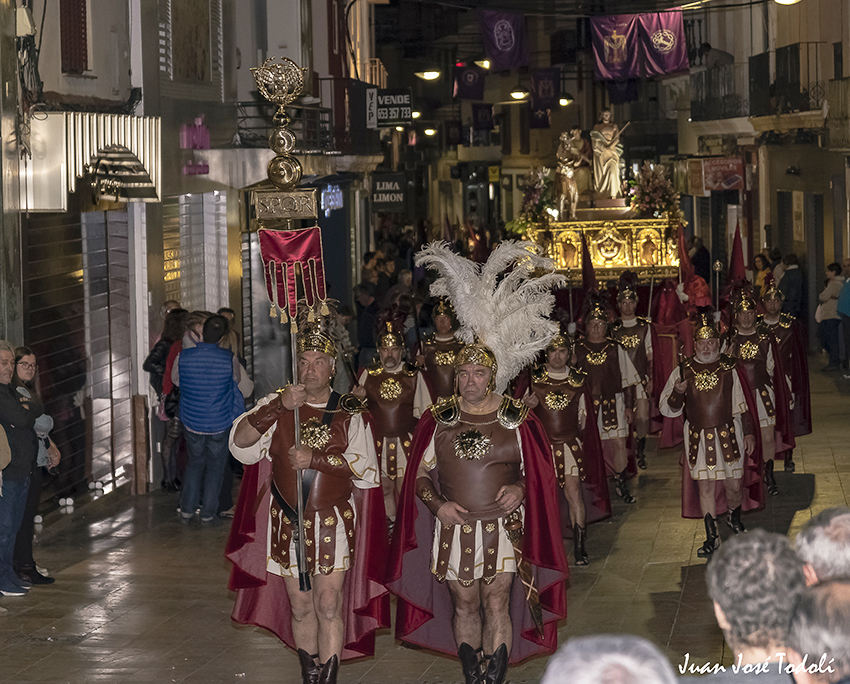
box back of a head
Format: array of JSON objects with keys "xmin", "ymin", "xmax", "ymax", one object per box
[
  {"xmin": 770, "ymin": 248, "xmax": 782, "ymax": 261},
  {"xmin": 202, "ymin": 315, "xmax": 228, "ymax": 344},
  {"xmin": 540, "ymin": 635, "xmax": 677, "ymax": 684},
  {"xmin": 784, "ymin": 253, "xmax": 799, "ymax": 266},
  {"xmin": 828, "ymin": 262, "xmax": 843, "ymax": 276},
  {"xmin": 358, "ymin": 282, "xmax": 376, "ymax": 299},
  {"xmin": 788, "ymin": 579, "xmax": 850, "ymax": 683},
  {"xmin": 706, "ymin": 530, "xmax": 806, "ymax": 650},
  {"xmin": 162, "ymin": 308, "xmax": 189, "ymax": 343},
  {"xmin": 796, "ymin": 507, "xmax": 850, "ymax": 582}
]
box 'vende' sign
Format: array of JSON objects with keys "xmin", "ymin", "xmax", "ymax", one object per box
[
  {"xmin": 372, "ymin": 173, "xmax": 406, "ymax": 212},
  {"xmin": 366, "ymin": 88, "xmax": 412, "ymax": 129}
]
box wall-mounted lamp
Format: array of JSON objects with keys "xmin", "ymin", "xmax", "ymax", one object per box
[
  {"xmin": 510, "ymin": 86, "xmax": 530, "ymax": 100},
  {"xmin": 559, "ymin": 93, "xmax": 574, "ymax": 106},
  {"xmin": 415, "ymin": 69, "xmax": 441, "ymax": 81},
  {"xmin": 424, "ymin": 128, "xmax": 438, "ymax": 136},
  {"xmin": 474, "ymin": 59, "xmax": 491, "ymax": 69},
  {"xmin": 411, "ymin": 111, "xmax": 422, "ymax": 119}
]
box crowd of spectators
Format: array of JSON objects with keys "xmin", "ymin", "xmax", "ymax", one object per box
[{"xmin": 541, "ymin": 508, "xmax": 850, "ymax": 684}]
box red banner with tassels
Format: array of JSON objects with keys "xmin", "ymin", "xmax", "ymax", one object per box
[{"xmin": 258, "ymin": 227, "xmax": 328, "ymax": 323}]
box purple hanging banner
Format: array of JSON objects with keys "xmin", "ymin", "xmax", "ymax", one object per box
[
  {"xmin": 590, "ymin": 14, "xmax": 640, "ymax": 80},
  {"xmin": 478, "ymin": 9, "xmax": 530, "ymax": 72},
  {"xmin": 530, "ymin": 108, "xmax": 551, "ymax": 129},
  {"xmin": 453, "ymin": 65, "xmax": 486, "ymax": 100},
  {"xmin": 530, "ymin": 68, "xmax": 560, "ymax": 110},
  {"xmin": 638, "ymin": 12, "xmax": 689, "ymax": 77}
]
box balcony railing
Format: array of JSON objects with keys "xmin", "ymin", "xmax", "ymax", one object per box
[
  {"xmin": 690, "ymin": 63, "xmax": 749, "ymax": 121},
  {"xmin": 749, "ymin": 43, "xmax": 825, "ymax": 117},
  {"xmin": 236, "ymin": 101, "xmax": 334, "ymax": 153}
]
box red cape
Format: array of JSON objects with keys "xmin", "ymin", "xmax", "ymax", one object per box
[
  {"xmin": 680, "ymin": 364, "xmax": 766, "ymax": 518},
  {"xmin": 767, "ymin": 334, "xmax": 796, "ymax": 458},
  {"xmin": 786, "ymin": 318, "xmax": 812, "ymax": 437},
  {"xmin": 225, "ymin": 455, "xmax": 390, "ymax": 660},
  {"xmin": 387, "ymin": 409, "xmax": 569, "ymax": 663}
]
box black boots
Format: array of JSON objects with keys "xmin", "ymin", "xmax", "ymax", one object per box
[
  {"xmin": 458, "ymin": 643, "xmax": 483, "ymax": 684},
  {"xmin": 297, "ymin": 649, "xmax": 319, "ymax": 684},
  {"xmin": 636, "ymin": 437, "xmax": 647, "ymax": 470},
  {"xmin": 573, "ymin": 523, "xmax": 589, "ymax": 566},
  {"xmin": 615, "ymin": 470, "xmax": 636, "ymax": 504},
  {"xmin": 317, "ymin": 655, "xmax": 338, "ymax": 684},
  {"xmin": 458, "ymin": 643, "xmax": 508, "ymax": 684},
  {"xmin": 15, "ymin": 564, "xmax": 54, "ymax": 585},
  {"xmin": 697, "ymin": 514, "xmax": 720, "ymax": 558},
  {"xmin": 725, "ymin": 505, "xmax": 745, "ymax": 534},
  {"xmin": 764, "ymin": 459, "xmax": 779, "ymax": 496},
  {"xmin": 485, "ymin": 644, "xmax": 508, "ymax": 684}
]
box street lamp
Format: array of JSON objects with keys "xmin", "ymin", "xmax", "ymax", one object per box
[
  {"xmin": 559, "ymin": 92, "xmax": 574, "ymax": 106},
  {"xmin": 510, "ymin": 86, "xmax": 529, "ymax": 100},
  {"xmin": 424, "ymin": 128, "xmax": 437, "ymax": 136},
  {"xmin": 474, "ymin": 59, "xmax": 491, "ymax": 69},
  {"xmin": 773, "ymin": 0, "xmax": 801, "ymax": 4},
  {"xmin": 415, "ymin": 69, "xmax": 441, "ymax": 81},
  {"xmin": 411, "ymin": 111, "xmax": 422, "ymax": 119}
]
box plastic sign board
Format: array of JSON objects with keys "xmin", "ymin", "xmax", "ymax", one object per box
[{"xmin": 366, "ymin": 88, "xmax": 412, "ymax": 129}]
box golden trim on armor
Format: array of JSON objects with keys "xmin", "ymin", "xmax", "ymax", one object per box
[
  {"xmin": 693, "ymin": 370, "xmax": 719, "ymax": 392},
  {"xmin": 739, "ymin": 340, "xmax": 759, "ymax": 360},
  {"xmin": 300, "ymin": 417, "xmax": 331, "ymax": 449},
  {"xmin": 435, "ymin": 350, "xmax": 456, "ymax": 366},
  {"xmin": 343, "ymin": 509, "xmax": 353, "ymax": 519},
  {"xmin": 531, "ymin": 365, "xmax": 549, "ymax": 383},
  {"xmin": 339, "ymin": 393, "xmax": 367, "ymax": 414},
  {"xmin": 619, "ymin": 333, "xmax": 641, "ymax": 349},
  {"xmin": 544, "ymin": 390, "xmax": 572, "ymax": 410},
  {"xmin": 421, "ymin": 488, "xmax": 433, "ymax": 502},
  {"xmin": 586, "ymin": 349, "xmax": 608, "ymax": 365},
  {"xmin": 454, "ymin": 428, "xmax": 493, "ymax": 460},
  {"xmin": 719, "ymin": 354, "xmax": 737, "ymax": 370},
  {"xmin": 431, "ymin": 395, "xmax": 461, "ymax": 425},
  {"xmin": 327, "ymin": 454, "xmax": 343, "ymax": 467},
  {"xmin": 366, "ymin": 361, "xmax": 383, "ymax": 376},
  {"xmin": 379, "ymin": 377, "xmax": 403, "ymax": 400},
  {"xmin": 568, "ymin": 367, "xmax": 586, "ymax": 387},
  {"xmin": 497, "ymin": 395, "xmax": 529, "ymax": 429}
]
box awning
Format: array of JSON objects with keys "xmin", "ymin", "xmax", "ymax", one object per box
[{"xmin": 87, "ymin": 144, "xmax": 158, "ymax": 202}]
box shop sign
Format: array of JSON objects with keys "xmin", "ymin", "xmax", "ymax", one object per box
[
  {"xmin": 366, "ymin": 88, "xmax": 413, "ymax": 129},
  {"xmin": 702, "ymin": 157, "xmax": 745, "ymax": 192},
  {"xmin": 372, "ymin": 172, "xmax": 406, "ymax": 212},
  {"xmin": 488, "ymin": 166, "xmax": 500, "ymax": 183}
]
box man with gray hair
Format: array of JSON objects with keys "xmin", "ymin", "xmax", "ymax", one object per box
[
  {"xmin": 786, "ymin": 579, "xmax": 850, "ymax": 684},
  {"xmin": 686, "ymin": 530, "xmax": 806, "ymax": 682},
  {"xmin": 540, "ymin": 634, "xmax": 677, "ymax": 684},
  {"xmin": 795, "ymin": 507, "xmax": 850, "ymax": 585}
]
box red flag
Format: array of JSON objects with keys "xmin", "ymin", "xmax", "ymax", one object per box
[
  {"xmin": 677, "ymin": 223, "xmax": 693, "ymax": 284},
  {"xmin": 581, "ymin": 232, "xmax": 598, "ymax": 293},
  {"xmin": 258, "ymin": 227, "xmax": 327, "ymax": 323},
  {"xmin": 728, "ymin": 221, "xmax": 746, "ymax": 283}
]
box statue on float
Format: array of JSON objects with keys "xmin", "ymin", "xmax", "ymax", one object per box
[
  {"xmin": 554, "ymin": 127, "xmax": 593, "ymax": 220},
  {"xmin": 591, "ymin": 109, "xmax": 628, "ymax": 199}
]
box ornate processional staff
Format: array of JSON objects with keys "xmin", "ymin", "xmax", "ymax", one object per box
[{"xmin": 250, "ymin": 56, "xmax": 330, "ymax": 592}]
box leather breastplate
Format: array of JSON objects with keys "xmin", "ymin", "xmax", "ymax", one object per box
[
  {"xmin": 530, "ymin": 378, "xmax": 582, "ymax": 443},
  {"xmin": 575, "ymin": 340, "xmax": 620, "ymax": 398},
  {"xmin": 727, "ymin": 333, "xmax": 772, "ymax": 390},
  {"xmin": 683, "ymin": 359, "xmax": 735, "ymax": 430},
  {"xmin": 434, "ymin": 409, "xmax": 522, "ymax": 520},
  {"xmin": 363, "ymin": 369, "xmax": 419, "ymax": 438},
  {"xmin": 612, "ymin": 321, "xmax": 649, "ymax": 378},
  {"xmin": 766, "ymin": 321, "xmax": 793, "ymax": 363},
  {"xmin": 424, "ymin": 337, "xmax": 463, "ymax": 399},
  {"xmin": 270, "ymin": 406, "xmax": 353, "ymax": 513}
]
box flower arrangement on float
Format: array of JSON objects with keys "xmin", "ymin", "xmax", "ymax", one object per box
[
  {"xmin": 628, "ymin": 162, "xmax": 685, "ymax": 223},
  {"xmin": 505, "ymin": 166, "xmax": 555, "ymax": 236}
]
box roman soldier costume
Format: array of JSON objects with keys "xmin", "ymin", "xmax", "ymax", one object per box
[
  {"xmin": 573, "ymin": 299, "xmax": 641, "ymax": 503},
  {"xmin": 610, "ymin": 271, "xmax": 656, "ymax": 469},
  {"xmin": 525, "ymin": 334, "xmax": 610, "ymax": 566},
  {"xmin": 225, "ymin": 316, "xmax": 389, "ymax": 679},
  {"xmin": 389, "ymin": 241, "xmax": 569, "ymax": 684},
  {"xmin": 723, "ymin": 293, "xmax": 794, "ymax": 495},
  {"xmin": 759, "ymin": 281, "xmax": 811, "ymax": 471},
  {"xmin": 659, "ymin": 309, "xmax": 763, "ymax": 556},
  {"xmin": 357, "ymin": 321, "xmax": 432, "ymax": 486},
  {"xmin": 418, "ymin": 298, "xmax": 464, "ymax": 400}
]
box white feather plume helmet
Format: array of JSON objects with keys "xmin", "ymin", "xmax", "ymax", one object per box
[{"xmin": 415, "ymin": 240, "xmax": 566, "ymax": 393}]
